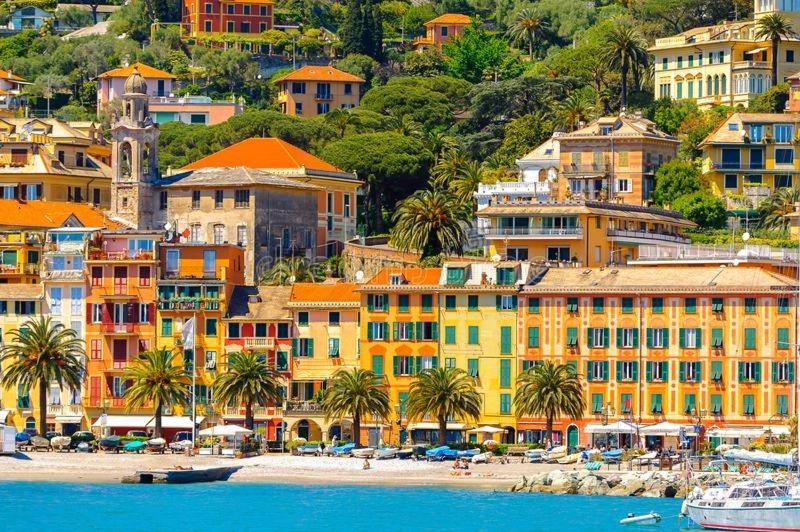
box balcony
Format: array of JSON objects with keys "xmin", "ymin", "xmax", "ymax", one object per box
[
  {"xmin": 223, "ymin": 405, "xmax": 276, "ymax": 418},
  {"xmin": 157, "ymin": 298, "xmax": 221, "ymax": 311},
  {"xmin": 633, "ymin": 243, "xmax": 800, "ymax": 264},
  {"xmin": 87, "ymin": 250, "xmax": 155, "ymax": 262},
  {"xmin": 98, "ymin": 286, "xmax": 138, "ymax": 299},
  {"xmin": 46, "ymin": 404, "xmax": 83, "ymax": 416},
  {"xmin": 732, "ymin": 60, "xmax": 769, "ymax": 70},
  {"xmin": 244, "ymin": 337, "xmax": 275, "ymax": 349},
  {"xmin": 0, "ymin": 263, "xmax": 38, "ymax": 275},
  {"xmin": 561, "ymin": 163, "xmax": 611, "ymax": 176},
  {"xmin": 710, "ymin": 161, "xmax": 768, "ymax": 171},
  {"xmin": 284, "ymin": 401, "xmax": 323, "ymax": 416},
  {"xmin": 100, "ymin": 322, "xmax": 136, "ymax": 335},
  {"xmin": 607, "ymin": 229, "xmax": 690, "ymax": 244},
  {"xmin": 42, "ymin": 269, "xmax": 84, "ymax": 281},
  {"xmin": 314, "ymin": 92, "xmax": 333, "ymax": 101},
  {"xmin": 481, "ymin": 227, "xmax": 583, "ymax": 239}
]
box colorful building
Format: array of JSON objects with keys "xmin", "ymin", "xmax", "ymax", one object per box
[
  {"xmin": 284, "ymin": 281, "xmax": 361, "ymax": 442},
  {"xmin": 0, "ymin": 230, "xmax": 42, "ymax": 284},
  {"xmin": 0, "ymin": 68, "xmax": 28, "ymax": 114},
  {"xmin": 557, "ymin": 114, "xmax": 679, "ymax": 205},
  {"xmin": 0, "ymin": 284, "xmax": 45, "ymax": 432},
  {"xmin": 180, "ymin": 137, "xmax": 361, "ymax": 259},
  {"xmin": 412, "ymin": 13, "xmax": 471, "ymax": 51},
  {"xmin": 650, "ymin": 0, "xmax": 800, "ymax": 107},
  {"xmin": 182, "ymin": 0, "xmax": 274, "ymax": 38},
  {"xmin": 701, "ymin": 112, "xmax": 800, "ymax": 208},
  {"xmin": 83, "ymin": 230, "xmax": 160, "ymax": 433},
  {"xmin": 519, "ymin": 265, "xmax": 797, "ymax": 449},
  {"xmin": 96, "ymin": 63, "xmax": 241, "ymax": 126},
  {"xmin": 222, "ymin": 285, "xmax": 293, "ymax": 439},
  {"xmin": 274, "ymin": 65, "xmax": 365, "ymax": 118}
]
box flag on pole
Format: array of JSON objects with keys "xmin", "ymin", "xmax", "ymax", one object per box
[{"xmin": 181, "ymin": 317, "xmax": 195, "ymax": 351}]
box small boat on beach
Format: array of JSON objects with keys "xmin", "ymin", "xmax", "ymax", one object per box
[
  {"xmin": 619, "ymin": 512, "xmax": 661, "ymax": 525},
  {"xmin": 525, "ymin": 449, "xmax": 545, "ymax": 463},
  {"xmin": 352, "ymin": 447, "xmax": 375, "ymax": 459},
  {"xmin": 122, "ymin": 466, "xmax": 241, "ymax": 484},
  {"xmin": 124, "ymin": 440, "xmax": 146, "ymax": 453},
  {"xmin": 375, "ymin": 447, "xmax": 399, "ymax": 460},
  {"xmin": 471, "ymin": 451, "xmax": 493, "ymax": 464}
]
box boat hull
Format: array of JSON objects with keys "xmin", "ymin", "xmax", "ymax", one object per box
[{"xmin": 687, "ymin": 503, "xmax": 800, "ymax": 531}]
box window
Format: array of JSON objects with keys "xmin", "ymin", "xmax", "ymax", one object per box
[
  {"xmin": 445, "ymin": 267, "xmax": 466, "ymax": 285},
  {"xmin": 445, "ymin": 358, "xmax": 456, "ymax": 369},
  {"xmin": 298, "ymin": 311, "xmax": 309, "ymax": 327},
  {"xmin": 651, "ymin": 394, "xmax": 663, "ymax": 414},
  {"xmin": 724, "ymin": 174, "xmax": 738, "ymax": 189},
  {"xmin": 203, "ymin": 250, "xmax": 216, "ymax": 275},
  {"xmin": 528, "ymin": 297, "xmax": 540, "ymax": 313},
  {"xmin": 166, "ymin": 249, "xmax": 179, "ymax": 273},
  {"xmin": 497, "ymin": 295, "xmax": 517, "ymax": 310},
  {"xmin": 651, "ymin": 297, "xmax": 663, "ymax": 313},
  {"xmin": 711, "ymin": 328, "xmax": 723, "ymax": 348},
  {"xmin": 226, "ymin": 21, "xmax": 234, "ymax": 32},
  {"xmin": 49, "ymin": 287, "xmax": 62, "ymax": 314},
  {"xmin": 213, "ymin": 224, "xmax": 225, "ymax": 245},
  {"xmin": 774, "ymin": 124, "xmax": 794, "ymax": 143},
  {"xmin": 647, "ymin": 361, "xmax": 668, "ymax": 382},
  {"xmin": 417, "ymin": 321, "xmax": 438, "ymax": 341},
  {"xmin": 621, "ymin": 393, "xmax": 632, "ymax": 414},
  {"xmin": 592, "ymin": 297, "xmax": 604, "ymax": 313},
  {"xmin": 527, "ymin": 327, "xmax": 540, "ymax": 348},
  {"xmin": 592, "ymin": 393, "xmax": 604, "ymax": 414},
  {"xmin": 500, "ymin": 359, "xmax": 511, "ymax": 387},
  {"xmin": 467, "ymin": 295, "xmax": 478, "ymax": 311},
  {"xmin": 254, "ymin": 323, "xmax": 266, "ymax": 338},
  {"xmin": 616, "ymin": 179, "xmax": 631, "ymax": 193},
  {"xmin": 161, "ymin": 318, "xmax": 173, "ymax": 336},
  {"xmin": 468, "ymin": 325, "xmax": 479, "ymax": 345},
  {"xmin": 70, "ymin": 287, "xmax": 82, "ymax": 315},
  {"xmin": 616, "ymin": 361, "xmax": 637, "ymax": 382},
  {"xmin": 191, "ymin": 190, "xmax": 200, "ymax": 209},
  {"xmin": 295, "ymin": 338, "xmax": 314, "ymax": 357},
  {"xmin": 776, "ymin": 174, "xmax": 792, "ymax": 188},
  {"xmin": 739, "ymin": 361, "xmax": 761, "ymax": 383},
  {"xmin": 372, "ymin": 355, "xmax": 384, "ymax": 376},
  {"xmin": 344, "ymin": 194, "xmax": 351, "ymax": 217},
  {"xmin": 744, "ymin": 327, "xmax": 756, "ymax": 350},
  {"xmin": 677, "ymin": 56, "xmax": 683, "ymax": 68},
  {"xmin": 588, "ymin": 361, "xmax": 608, "ymax": 382},
  {"xmin": 684, "ymin": 297, "xmax": 696, "ymax": 313},
  {"xmin": 743, "ymin": 394, "xmax": 755, "ymax": 415},
  {"xmin": 316, "ymin": 103, "xmax": 330, "ymax": 115},
  {"xmin": 138, "ymin": 303, "xmax": 150, "ymax": 324},
  {"xmin": 396, "ymin": 294, "xmax": 409, "ymax": 313},
  {"xmin": 617, "ymin": 327, "xmax": 638, "ymax": 349},
  {"xmin": 621, "ymin": 297, "xmax": 633, "ymax": 313},
  {"xmin": 444, "ymin": 325, "xmax": 456, "ymax": 345},
  {"xmin": 369, "ymin": 294, "xmax": 388, "ymax": 312},
  {"xmin": 328, "ymin": 338, "xmax": 340, "ymax": 358},
  {"xmin": 647, "ymin": 328, "xmax": 668, "ymax": 348},
  {"xmin": 421, "ymin": 294, "xmax": 433, "ymax": 312},
  {"xmin": 566, "ymin": 297, "xmax": 578, "ymax": 313},
  {"xmin": 588, "ymin": 327, "xmax": 608, "ymax": 348},
  {"xmin": 684, "ymin": 393, "xmax": 697, "ymax": 415},
  {"xmin": 680, "ymin": 361, "xmax": 701, "ymax": 382},
  {"xmin": 393, "ymin": 356, "xmax": 415, "ymax": 376},
  {"xmin": 328, "ymin": 311, "xmax": 340, "ymax": 327},
  {"xmin": 189, "ymin": 224, "xmax": 201, "ymax": 243},
  {"xmin": 205, "ymin": 318, "xmax": 217, "ymax": 337},
  {"xmin": 367, "ymin": 322, "xmax": 386, "ymax": 341},
  {"xmin": 277, "ymin": 323, "xmax": 289, "ymax": 339},
  {"xmin": 467, "ymin": 358, "xmax": 479, "ymax": 377},
  {"xmin": 234, "ymin": 189, "xmax": 250, "ymax": 207},
  {"xmin": 680, "ymin": 328, "xmax": 701, "ymax": 349},
  {"xmin": 711, "ymin": 297, "xmax": 723, "ymax": 312},
  {"xmin": 773, "ymin": 361, "xmax": 795, "ymax": 383},
  {"xmin": 500, "ymin": 393, "xmax": 511, "ymax": 414},
  {"xmin": 749, "ymin": 124, "xmax": 763, "ymax": 142},
  {"xmin": 292, "ymin": 82, "xmax": 306, "ymax": 94},
  {"xmin": 566, "ymin": 327, "xmax": 578, "ymax": 347},
  {"xmin": 744, "ymin": 297, "xmax": 757, "ymax": 313},
  {"xmin": 445, "ymin": 295, "xmax": 456, "ymax": 310},
  {"xmin": 788, "ymin": 50, "xmax": 795, "ymax": 63},
  {"xmin": 777, "ymin": 394, "xmax": 789, "ymax": 415},
  {"xmin": 441, "ymin": 26, "xmax": 448, "ymax": 37},
  {"xmin": 344, "ymin": 83, "xmax": 352, "ymax": 96},
  {"xmin": 776, "ymin": 148, "xmax": 794, "ymax": 165}
]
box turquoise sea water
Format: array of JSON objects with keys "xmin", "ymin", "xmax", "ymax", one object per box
[{"xmin": 0, "ymin": 482, "xmax": 694, "ymax": 531}]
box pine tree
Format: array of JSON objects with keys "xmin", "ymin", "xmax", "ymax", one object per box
[
  {"xmin": 340, "ymin": 0, "xmax": 383, "ymax": 61},
  {"xmin": 370, "ymin": 0, "xmax": 383, "ymax": 61},
  {"xmin": 341, "ymin": 0, "xmax": 366, "ymax": 56}
]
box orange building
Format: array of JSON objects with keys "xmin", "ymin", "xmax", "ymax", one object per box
[
  {"xmin": 274, "ymin": 65, "xmax": 364, "ymax": 117},
  {"xmin": 222, "ymin": 285, "xmax": 293, "ymax": 439},
  {"xmin": 83, "ymin": 231, "xmax": 161, "ymax": 432},
  {"xmin": 412, "ymin": 13, "xmax": 471, "ymax": 51},
  {"xmin": 180, "ymin": 137, "xmax": 361, "ymax": 259}
]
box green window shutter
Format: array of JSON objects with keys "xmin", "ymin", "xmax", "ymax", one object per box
[
  {"xmin": 445, "ymin": 295, "xmax": 456, "ymax": 310},
  {"xmin": 679, "ymin": 361, "xmax": 686, "ymax": 382},
  {"xmin": 695, "ymin": 328, "xmax": 702, "ymax": 348},
  {"xmin": 468, "ymin": 326, "xmax": 479, "ymax": 345},
  {"xmin": 711, "ymin": 394, "xmax": 722, "ymax": 415},
  {"xmin": 622, "ymin": 297, "xmax": 633, "ymax": 313},
  {"xmin": 467, "ymin": 358, "xmax": 478, "ymax": 377},
  {"xmin": 663, "ymin": 328, "xmax": 669, "ymax": 347},
  {"xmin": 382, "ymin": 295, "xmax": 389, "ymax": 312},
  {"xmin": 567, "ymin": 327, "xmax": 578, "ymax": 347},
  {"xmin": 646, "ymin": 328, "xmax": 653, "ymax": 348},
  {"xmin": 777, "ymin": 327, "xmax": 789, "ymax": 349},
  {"xmin": 712, "ymin": 360, "xmax": 723, "ymax": 381},
  {"xmin": 661, "ymin": 361, "xmax": 669, "ymax": 382},
  {"xmin": 602, "ymin": 361, "xmax": 609, "ymax": 381},
  {"xmin": 790, "ymin": 362, "xmax": 796, "ymax": 383},
  {"xmin": 468, "ymin": 295, "xmax": 478, "ymax": 311},
  {"xmin": 413, "ymin": 356, "xmax": 422, "ymax": 375},
  {"xmin": 372, "ymin": 355, "xmax": 384, "ymax": 376},
  {"xmin": 367, "ymin": 323, "xmax": 374, "ymax": 341},
  {"xmin": 528, "ymin": 298, "xmax": 540, "ymax": 313},
  {"xmin": 500, "ymin": 326, "xmax": 512, "ymax": 355},
  {"xmin": 645, "ymin": 361, "xmax": 652, "ymax": 382},
  {"xmin": 291, "ymin": 338, "xmax": 298, "ymax": 355},
  {"xmin": 500, "ymin": 393, "xmax": 511, "ymax": 414},
  {"xmin": 500, "ymin": 359, "xmax": 511, "ymax": 388},
  {"xmin": 566, "ymin": 361, "xmax": 577, "ymax": 375},
  {"xmin": 592, "ymin": 393, "xmax": 603, "ymax": 413},
  {"xmin": 586, "ymin": 328, "xmax": 594, "ymax": 348},
  {"xmin": 527, "ymin": 327, "xmax": 539, "ymax": 348},
  {"xmin": 415, "ymin": 322, "xmax": 422, "ymax": 341},
  {"xmin": 431, "ymin": 322, "xmax": 438, "ymax": 341},
  {"xmin": 632, "ymin": 328, "xmax": 639, "ymax": 347},
  {"xmin": 744, "ymin": 328, "xmax": 756, "ymax": 350},
  {"xmin": 398, "ymin": 295, "xmax": 409, "ymax": 313},
  {"xmin": 652, "ymin": 297, "xmax": 663, "ymax": 313},
  {"xmin": 711, "ymin": 328, "xmax": 723, "ymax": 348},
  {"xmin": 651, "ymin": 393, "xmax": 662, "ymax": 414},
  {"xmin": 392, "ymin": 322, "xmax": 399, "ymax": 341},
  {"xmin": 392, "ymin": 356, "xmax": 400, "ymax": 376},
  {"xmin": 772, "ymin": 361, "xmax": 779, "ymax": 383},
  {"xmin": 586, "ymin": 361, "xmax": 592, "ymax": 379},
  {"xmin": 511, "ymin": 295, "xmax": 518, "ymax": 310},
  {"xmin": 593, "ymin": 297, "xmax": 604, "ymax": 313},
  {"xmin": 431, "ymin": 356, "xmax": 439, "ymax": 369},
  {"xmin": 738, "ymin": 362, "xmax": 745, "ymax": 383},
  {"xmin": 495, "ymin": 295, "xmax": 501, "ymax": 311},
  {"xmin": 616, "ymin": 361, "xmax": 623, "ymax": 381},
  {"xmin": 754, "ymin": 362, "xmax": 761, "ymax": 383},
  {"xmin": 744, "ymin": 297, "xmax": 756, "ymax": 313},
  {"xmin": 685, "ymin": 393, "xmax": 696, "ymax": 414},
  {"xmin": 632, "ymin": 361, "xmax": 639, "ymax": 382},
  {"xmin": 685, "ymin": 298, "xmax": 696, "ymax": 313},
  {"xmin": 679, "ymin": 328, "xmax": 686, "ymax": 349},
  {"xmin": 777, "ymin": 395, "xmax": 789, "ymax": 415},
  {"xmin": 694, "ymin": 361, "xmax": 702, "ymax": 381},
  {"xmin": 307, "ymin": 338, "xmax": 314, "ymax": 356},
  {"xmin": 367, "ymin": 295, "xmax": 374, "ymax": 312},
  {"xmin": 616, "ymin": 328, "xmax": 622, "ymax": 348},
  {"xmin": 444, "ymin": 325, "xmax": 456, "ymax": 345},
  {"xmin": 778, "ymin": 297, "xmax": 789, "ymax": 314},
  {"xmin": 603, "ymin": 327, "xmax": 610, "ymax": 348}
]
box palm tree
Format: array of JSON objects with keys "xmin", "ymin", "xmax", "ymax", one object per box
[
  {"xmin": 558, "ymin": 88, "xmax": 597, "ymax": 131},
  {"xmin": 603, "ymin": 19, "xmax": 648, "ymax": 108},
  {"xmin": 449, "ymin": 159, "xmax": 485, "ymax": 207},
  {"xmin": 431, "ymin": 148, "xmax": 469, "ymax": 187},
  {"xmin": 324, "ymin": 107, "xmax": 358, "ymax": 138},
  {"xmin": 322, "ymin": 368, "xmax": 390, "ymax": 447},
  {"xmin": 506, "ymin": 7, "xmax": 549, "ymax": 60},
  {"xmin": 123, "ymin": 348, "xmax": 187, "ymax": 438},
  {"xmin": 261, "ymin": 257, "xmax": 318, "ymax": 285},
  {"xmin": 514, "ymin": 362, "xmax": 585, "ymax": 444},
  {"xmin": 758, "ymin": 187, "xmax": 800, "ymax": 230},
  {"xmin": 422, "ymin": 131, "xmax": 458, "ymax": 163},
  {"xmin": 406, "ymin": 367, "xmax": 482, "ymax": 446},
  {"xmin": 390, "ymin": 188, "xmax": 471, "ymax": 258},
  {"xmin": 755, "ymin": 14, "xmax": 796, "ymax": 88},
  {"xmin": 387, "ymin": 114, "xmax": 423, "ymax": 137},
  {"xmin": 0, "ymin": 316, "xmax": 85, "ymax": 435},
  {"xmin": 213, "ymin": 351, "xmax": 283, "ymax": 430}
]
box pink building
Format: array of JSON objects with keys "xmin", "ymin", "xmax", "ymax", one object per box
[{"xmin": 96, "ymin": 63, "xmax": 242, "ymax": 126}]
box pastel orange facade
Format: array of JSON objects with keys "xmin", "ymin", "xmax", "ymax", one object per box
[
  {"xmin": 275, "ymin": 66, "xmax": 364, "ymax": 117},
  {"xmin": 413, "ymin": 13, "xmax": 471, "ymax": 51}
]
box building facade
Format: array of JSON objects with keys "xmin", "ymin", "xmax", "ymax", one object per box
[
  {"xmin": 275, "ymin": 66, "xmax": 364, "ymax": 117},
  {"xmin": 412, "ymin": 13, "xmax": 471, "ymax": 51},
  {"xmin": 182, "ymin": 0, "xmax": 273, "ymax": 38}
]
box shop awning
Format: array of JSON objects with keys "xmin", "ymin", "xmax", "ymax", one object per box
[
  {"xmin": 585, "ymin": 421, "xmax": 639, "ymax": 434},
  {"xmin": 705, "ymin": 426, "xmax": 770, "ymax": 439},
  {"xmin": 640, "ymin": 422, "xmax": 690, "ymax": 437},
  {"xmin": 745, "ymin": 47, "xmax": 768, "ymax": 55},
  {"xmin": 467, "ymin": 425, "xmax": 507, "ymax": 434},
  {"xmin": 92, "ymin": 415, "xmax": 151, "ymax": 428},
  {"xmin": 408, "ymin": 422, "xmax": 467, "ymax": 431},
  {"xmin": 147, "ymin": 416, "xmax": 204, "ymax": 429},
  {"xmin": 54, "ymin": 415, "xmax": 82, "ymax": 424}
]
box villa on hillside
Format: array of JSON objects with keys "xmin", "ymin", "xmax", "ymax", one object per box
[
  {"xmin": 274, "ymin": 65, "xmax": 365, "ymax": 117},
  {"xmin": 412, "ymin": 13, "xmax": 471, "ymax": 51}
]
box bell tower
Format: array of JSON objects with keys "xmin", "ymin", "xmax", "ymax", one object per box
[{"xmin": 110, "ymin": 65, "xmax": 159, "ymax": 229}]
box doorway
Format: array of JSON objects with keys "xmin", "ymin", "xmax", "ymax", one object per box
[{"xmin": 567, "ymin": 425, "xmax": 579, "ymax": 452}]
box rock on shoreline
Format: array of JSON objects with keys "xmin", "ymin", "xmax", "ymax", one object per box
[{"xmin": 509, "ymin": 469, "xmax": 787, "ymax": 498}]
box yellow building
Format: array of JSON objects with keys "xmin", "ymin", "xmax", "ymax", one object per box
[
  {"xmin": 0, "ymin": 284, "xmax": 45, "ymax": 431},
  {"xmin": 0, "ymin": 230, "xmax": 42, "ymax": 284},
  {"xmin": 438, "ymin": 262, "xmax": 530, "ymax": 443},
  {"xmin": 0, "ymin": 118, "xmax": 111, "ymax": 207},
  {"xmin": 519, "ymin": 265, "xmax": 797, "ymax": 450},
  {"xmin": 650, "ymin": 1, "xmax": 800, "ymax": 108},
  {"xmin": 284, "ymin": 281, "xmax": 361, "ymax": 442},
  {"xmin": 477, "ymin": 200, "xmax": 694, "ymax": 266},
  {"xmin": 701, "ymin": 112, "xmax": 800, "ymax": 206},
  {"xmin": 274, "ymin": 66, "xmax": 364, "ymax": 117}
]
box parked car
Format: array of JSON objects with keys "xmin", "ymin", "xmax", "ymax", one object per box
[
  {"xmin": 126, "ymin": 430, "xmax": 148, "ymax": 438},
  {"xmin": 44, "ymin": 431, "xmax": 62, "ymax": 441},
  {"xmin": 69, "ymin": 431, "xmax": 97, "ymax": 452},
  {"xmin": 169, "ymin": 431, "xmax": 193, "ymax": 453}
]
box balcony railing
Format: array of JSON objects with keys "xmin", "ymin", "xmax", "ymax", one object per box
[
  {"xmin": 0, "ymin": 263, "xmax": 38, "ymax": 275},
  {"xmin": 88, "ymin": 250, "xmax": 155, "ymax": 261},
  {"xmin": 732, "ymin": 60, "xmax": 769, "ymax": 70},
  {"xmin": 710, "ymin": 161, "xmax": 766, "ymax": 170},
  {"xmin": 46, "ymin": 404, "xmax": 82, "ymax": 416},
  {"xmin": 562, "ymin": 163, "xmax": 611, "ymax": 175},
  {"xmin": 223, "ymin": 405, "xmax": 275, "ymax": 417},
  {"xmin": 244, "ymin": 337, "xmax": 275, "ymax": 349},
  {"xmin": 635, "ymin": 243, "xmax": 800, "ymax": 263},
  {"xmin": 42, "ymin": 269, "xmax": 84, "ymax": 281},
  {"xmin": 284, "ymin": 401, "xmax": 323, "ymax": 415},
  {"xmin": 607, "ymin": 229, "xmax": 690, "ymax": 244},
  {"xmin": 157, "ymin": 298, "xmax": 221, "ymax": 311},
  {"xmin": 100, "ymin": 323, "xmax": 136, "ymax": 334},
  {"xmin": 481, "ymin": 227, "xmax": 583, "ymax": 237},
  {"xmin": 314, "ymin": 92, "xmax": 333, "ymax": 100}
]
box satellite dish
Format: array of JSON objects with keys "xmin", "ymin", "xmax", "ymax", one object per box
[
  {"xmin": 164, "ymin": 222, "xmax": 173, "ymax": 231},
  {"xmin": 355, "ymin": 270, "xmax": 364, "ymax": 282},
  {"xmin": 742, "ymin": 231, "xmax": 750, "ymax": 241}
]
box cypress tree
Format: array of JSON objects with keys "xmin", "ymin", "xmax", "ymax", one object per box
[
  {"xmin": 340, "ymin": 0, "xmax": 383, "ymax": 61},
  {"xmin": 341, "ymin": 0, "xmax": 365, "ymax": 57}
]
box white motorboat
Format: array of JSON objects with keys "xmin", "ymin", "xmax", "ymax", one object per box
[
  {"xmin": 619, "ymin": 512, "xmax": 661, "ymax": 525},
  {"xmin": 525, "ymin": 448, "xmax": 546, "ymax": 463},
  {"xmin": 351, "ymin": 447, "xmax": 375, "ymax": 459},
  {"xmin": 684, "ymin": 480, "xmax": 800, "ymax": 531},
  {"xmin": 375, "ymin": 447, "xmax": 399, "ymax": 460},
  {"xmin": 471, "ymin": 451, "xmax": 493, "ymax": 464}
]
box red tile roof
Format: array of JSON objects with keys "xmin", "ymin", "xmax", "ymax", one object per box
[
  {"xmin": 0, "ymin": 200, "xmax": 122, "ymax": 230},
  {"xmin": 181, "ymin": 137, "xmax": 344, "ymax": 173},
  {"xmin": 289, "ymin": 282, "xmax": 360, "ymax": 304},
  {"xmin": 425, "ymin": 13, "xmax": 472, "ymax": 26},
  {"xmin": 0, "ymin": 69, "xmax": 25, "ymax": 82}
]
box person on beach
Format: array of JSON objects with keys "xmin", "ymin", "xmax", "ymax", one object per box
[{"xmin": 362, "ymin": 459, "xmax": 370, "ymax": 470}]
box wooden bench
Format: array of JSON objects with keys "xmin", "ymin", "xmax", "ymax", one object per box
[{"xmin": 506, "ymin": 445, "xmax": 529, "ymax": 456}]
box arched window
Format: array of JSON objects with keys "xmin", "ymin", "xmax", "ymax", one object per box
[
  {"xmin": 721, "ymin": 74, "xmax": 727, "ymax": 95},
  {"xmin": 25, "ymin": 417, "xmax": 35, "ymax": 431},
  {"xmin": 714, "ymin": 75, "xmax": 720, "ymax": 95},
  {"xmin": 707, "ymin": 76, "xmax": 713, "ymax": 96},
  {"xmin": 119, "ymin": 142, "xmax": 132, "ymax": 179},
  {"xmin": 757, "ymin": 75, "xmax": 764, "ymax": 93}
]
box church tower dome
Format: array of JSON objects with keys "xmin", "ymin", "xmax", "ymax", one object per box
[{"xmin": 124, "ymin": 65, "xmax": 148, "ymax": 95}]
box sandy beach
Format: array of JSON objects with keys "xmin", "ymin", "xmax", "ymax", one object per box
[{"xmin": 0, "ymin": 451, "xmax": 575, "ymax": 488}]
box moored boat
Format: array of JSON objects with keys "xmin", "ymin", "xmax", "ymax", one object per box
[
  {"xmin": 122, "ymin": 466, "xmax": 241, "ymax": 484},
  {"xmin": 619, "ymin": 512, "xmax": 661, "ymax": 525},
  {"xmin": 375, "ymin": 447, "xmax": 399, "ymax": 459},
  {"xmin": 352, "ymin": 447, "xmax": 375, "ymax": 459}
]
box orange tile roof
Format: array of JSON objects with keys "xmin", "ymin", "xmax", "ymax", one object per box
[
  {"xmin": 365, "ymin": 267, "xmax": 442, "ymax": 287},
  {"xmin": 425, "ymin": 13, "xmax": 472, "ymax": 26},
  {"xmin": 273, "ymin": 65, "xmax": 365, "ymax": 84},
  {"xmin": 289, "ymin": 282, "xmax": 360, "ymax": 304},
  {"xmin": 181, "ymin": 137, "xmax": 344, "ymax": 173},
  {"xmin": 0, "ymin": 200, "xmax": 122, "ymax": 230},
  {"xmin": 97, "ymin": 62, "xmax": 176, "ymax": 80},
  {"xmin": 0, "ymin": 69, "xmax": 25, "ymax": 83}
]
